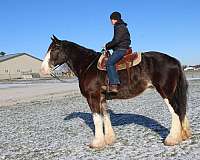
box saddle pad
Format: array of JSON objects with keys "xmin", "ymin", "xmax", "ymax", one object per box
[{"xmin": 97, "ymin": 52, "xmax": 142, "ymax": 71}]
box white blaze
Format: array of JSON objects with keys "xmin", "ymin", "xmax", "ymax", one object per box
[{"xmin": 40, "ymin": 51, "xmax": 51, "ymax": 75}]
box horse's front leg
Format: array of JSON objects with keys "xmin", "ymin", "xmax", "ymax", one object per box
[
  {"xmin": 87, "ymin": 95, "xmax": 106, "ymax": 149},
  {"xmin": 101, "ymin": 95, "xmax": 116, "ymax": 145},
  {"xmin": 90, "ymin": 113, "xmax": 106, "ymax": 148}
]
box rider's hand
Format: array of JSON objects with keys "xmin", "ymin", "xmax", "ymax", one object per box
[
  {"xmin": 105, "ymin": 42, "xmax": 111, "ymax": 50},
  {"xmin": 104, "ymin": 44, "xmax": 107, "ymax": 51}
]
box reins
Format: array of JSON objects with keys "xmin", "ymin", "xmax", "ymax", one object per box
[
  {"xmin": 81, "ymin": 54, "xmax": 100, "ymax": 76},
  {"xmin": 80, "ymin": 49, "xmax": 105, "ymax": 76}
]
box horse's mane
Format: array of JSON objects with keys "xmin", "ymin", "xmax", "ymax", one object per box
[
  {"xmin": 61, "ymin": 40, "xmax": 101, "ymax": 74},
  {"xmin": 62, "ymin": 40, "xmax": 99, "ymax": 57}
]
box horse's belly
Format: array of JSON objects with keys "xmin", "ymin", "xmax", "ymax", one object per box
[{"xmin": 106, "ymin": 80, "xmax": 151, "ymax": 100}]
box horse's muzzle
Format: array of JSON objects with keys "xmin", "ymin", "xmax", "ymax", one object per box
[
  {"xmin": 40, "ymin": 51, "xmax": 52, "ymax": 75},
  {"xmin": 40, "ymin": 64, "xmax": 51, "ymax": 75},
  {"xmin": 40, "ymin": 59, "xmax": 51, "ymax": 75}
]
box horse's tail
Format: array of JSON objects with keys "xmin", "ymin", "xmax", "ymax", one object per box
[
  {"xmin": 172, "ymin": 63, "xmax": 188, "ymax": 122},
  {"xmin": 170, "ymin": 62, "xmax": 191, "ymax": 139}
]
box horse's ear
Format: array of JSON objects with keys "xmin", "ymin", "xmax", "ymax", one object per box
[
  {"xmin": 51, "ymin": 36, "xmax": 54, "ymax": 42},
  {"xmin": 51, "ymin": 35, "xmax": 61, "ymax": 44}
]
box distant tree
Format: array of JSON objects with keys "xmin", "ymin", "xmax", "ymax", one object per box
[
  {"xmin": 195, "ymin": 64, "xmax": 200, "ymax": 67},
  {"xmin": 0, "ymin": 52, "xmax": 6, "ymax": 56}
]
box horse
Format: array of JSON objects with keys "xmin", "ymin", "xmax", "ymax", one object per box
[{"xmin": 40, "ymin": 35, "xmax": 191, "ymax": 149}]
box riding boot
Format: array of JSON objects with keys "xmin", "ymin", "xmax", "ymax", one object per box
[
  {"xmin": 101, "ymin": 84, "xmax": 119, "ymax": 93},
  {"xmin": 107, "ymin": 84, "xmax": 119, "ymax": 93},
  {"xmin": 101, "ymin": 85, "xmax": 107, "ymax": 91}
]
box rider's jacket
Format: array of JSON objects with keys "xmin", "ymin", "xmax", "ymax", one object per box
[{"xmin": 106, "ymin": 19, "xmax": 131, "ymax": 51}]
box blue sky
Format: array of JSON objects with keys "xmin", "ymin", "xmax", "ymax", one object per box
[{"xmin": 0, "ymin": 0, "xmax": 199, "ymax": 65}]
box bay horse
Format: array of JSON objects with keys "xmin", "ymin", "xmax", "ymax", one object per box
[{"xmin": 41, "ymin": 35, "xmax": 191, "ymax": 149}]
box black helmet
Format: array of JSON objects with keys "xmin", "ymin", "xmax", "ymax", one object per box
[{"xmin": 110, "ymin": 11, "xmax": 121, "ymax": 20}]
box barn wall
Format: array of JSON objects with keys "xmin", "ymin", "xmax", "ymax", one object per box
[{"xmin": 0, "ymin": 54, "xmax": 44, "ymax": 80}]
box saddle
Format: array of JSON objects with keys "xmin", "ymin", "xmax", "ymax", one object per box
[{"xmin": 97, "ymin": 48, "xmax": 142, "ymax": 71}]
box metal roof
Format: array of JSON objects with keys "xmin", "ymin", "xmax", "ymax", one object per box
[{"xmin": 0, "ymin": 53, "xmax": 42, "ymax": 62}]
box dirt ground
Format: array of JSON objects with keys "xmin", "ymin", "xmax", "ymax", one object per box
[{"xmin": 0, "ymin": 79, "xmax": 79, "ymax": 107}]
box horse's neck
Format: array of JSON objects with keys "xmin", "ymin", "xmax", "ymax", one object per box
[{"xmin": 65, "ymin": 44, "xmax": 97, "ymax": 77}]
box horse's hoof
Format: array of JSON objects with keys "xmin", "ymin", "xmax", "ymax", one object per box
[
  {"xmin": 105, "ymin": 135, "xmax": 116, "ymax": 145},
  {"xmin": 164, "ymin": 135, "xmax": 182, "ymax": 146},
  {"xmin": 88, "ymin": 139, "xmax": 106, "ymax": 149},
  {"xmin": 88, "ymin": 143, "xmax": 106, "ymax": 149},
  {"xmin": 181, "ymin": 129, "xmax": 191, "ymax": 141}
]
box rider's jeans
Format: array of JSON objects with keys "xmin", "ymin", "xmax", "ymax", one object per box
[{"xmin": 106, "ymin": 49, "xmax": 126, "ymax": 85}]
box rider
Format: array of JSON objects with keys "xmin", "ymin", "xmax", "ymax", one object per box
[{"xmin": 104, "ymin": 11, "xmax": 131, "ymax": 93}]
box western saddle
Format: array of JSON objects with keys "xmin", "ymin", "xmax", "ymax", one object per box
[{"xmin": 97, "ymin": 48, "xmax": 142, "ymax": 84}]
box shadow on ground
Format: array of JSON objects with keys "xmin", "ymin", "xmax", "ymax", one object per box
[{"xmin": 64, "ymin": 110, "xmax": 169, "ymax": 140}]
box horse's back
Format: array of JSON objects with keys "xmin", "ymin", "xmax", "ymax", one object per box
[{"xmin": 142, "ymin": 51, "xmax": 181, "ymax": 67}]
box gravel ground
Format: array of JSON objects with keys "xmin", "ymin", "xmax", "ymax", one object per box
[{"xmin": 0, "ymin": 79, "xmax": 200, "ymax": 160}]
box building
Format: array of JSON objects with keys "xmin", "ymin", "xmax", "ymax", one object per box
[
  {"xmin": 0, "ymin": 53, "xmax": 75, "ymax": 80},
  {"xmin": 0, "ymin": 53, "xmax": 44, "ymax": 80},
  {"xmin": 184, "ymin": 67, "xmax": 195, "ymax": 71}
]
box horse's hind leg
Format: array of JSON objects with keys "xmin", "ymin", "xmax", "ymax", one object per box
[
  {"xmin": 155, "ymin": 69, "xmax": 191, "ymax": 145},
  {"xmin": 100, "ymin": 94, "xmax": 116, "ymax": 145},
  {"xmin": 163, "ymin": 98, "xmax": 183, "ymax": 145},
  {"xmin": 181, "ymin": 115, "xmax": 191, "ymax": 141},
  {"xmin": 163, "ymin": 98, "xmax": 191, "ymax": 145}
]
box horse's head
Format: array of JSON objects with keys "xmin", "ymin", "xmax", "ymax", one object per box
[{"xmin": 40, "ymin": 35, "xmax": 67, "ymax": 75}]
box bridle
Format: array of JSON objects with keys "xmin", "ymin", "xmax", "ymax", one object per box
[
  {"xmin": 50, "ymin": 64, "xmax": 67, "ymax": 82},
  {"xmin": 49, "ymin": 48, "xmax": 70, "ymax": 82},
  {"xmin": 49, "ymin": 49, "xmax": 104, "ymax": 82}
]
